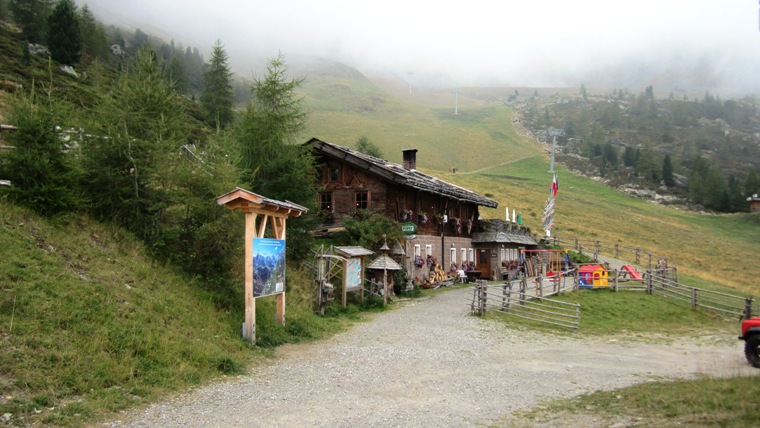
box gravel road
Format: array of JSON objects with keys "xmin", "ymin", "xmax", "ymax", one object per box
[{"xmin": 104, "ymin": 287, "xmax": 754, "ymax": 427}]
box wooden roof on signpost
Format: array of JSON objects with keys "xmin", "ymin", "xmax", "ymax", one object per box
[{"xmin": 215, "ymin": 187, "xmax": 308, "ymax": 217}]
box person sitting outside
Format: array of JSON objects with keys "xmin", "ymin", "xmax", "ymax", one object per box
[{"xmin": 456, "ymin": 267, "xmax": 467, "ymax": 283}]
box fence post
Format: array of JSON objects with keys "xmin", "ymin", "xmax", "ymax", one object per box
[
  {"xmin": 744, "ymin": 297, "xmax": 754, "ymax": 320},
  {"xmin": 520, "ymin": 275, "xmax": 527, "ymax": 306},
  {"xmin": 502, "ymin": 283, "xmax": 510, "ymax": 310},
  {"xmin": 574, "ymin": 237, "xmax": 579, "ymax": 251},
  {"xmin": 574, "ymin": 304, "xmax": 581, "ymax": 330},
  {"xmin": 692, "ymin": 288, "xmax": 698, "ymax": 310},
  {"xmin": 648, "ymin": 253, "xmax": 653, "ymax": 271},
  {"xmin": 480, "ymin": 282, "xmax": 488, "ymax": 316},
  {"xmin": 646, "ymin": 270, "xmax": 653, "ymax": 294},
  {"xmin": 536, "ymin": 273, "xmax": 543, "ymax": 297},
  {"xmin": 471, "ymin": 286, "xmax": 478, "ymax": 313},
  {"xmin": 613, "ymin": 269, "xmax": 619, "ymax": 292},
  {"xmin": 635, "ymin": 248, "xmax": 641, "ymax": 265}
]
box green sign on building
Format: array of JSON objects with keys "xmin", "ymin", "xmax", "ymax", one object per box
[{"xmin": 401, "ymin": 222, "xmax": 417, "ymax": 235}]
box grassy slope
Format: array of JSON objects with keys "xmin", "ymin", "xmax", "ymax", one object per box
[
  {"xmin": 0, "ymin": 201, "xmax": 257, "ymax": 424},
  {"xmin": 301, "ymin": 73, "xmax": 760, "ymax": 296}
]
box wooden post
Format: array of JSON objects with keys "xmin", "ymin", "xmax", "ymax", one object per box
[
  {"xmin": 480, "ymin": 282, "xmax": 487, "ymax": 316},
  {"xmin": 613, "ymin": 269, "xmax": 618, "ymax": 292},
  {"xmin": 691, "ymin": 288, "xmax": 698, "ymax": 310},
  {"xmin": 244, "ymin": 212, "xmax": 256, "ymax": 342},
  {"xmin": 215, "ymin": 188, "xmax": 307, "ymax": 344}
]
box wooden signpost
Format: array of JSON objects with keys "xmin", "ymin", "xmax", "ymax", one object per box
[{"xmin": 216, "ymin": 187, "xmax": 308, "ymax": 344}]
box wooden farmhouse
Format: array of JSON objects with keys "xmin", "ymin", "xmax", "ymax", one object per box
[{"xmin": 306, "ymin": 137, "xmax": 534, "ymax": 281}]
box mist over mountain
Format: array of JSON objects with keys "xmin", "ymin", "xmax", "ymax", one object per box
[{"xmin": 78, "ymin": 0, "xmax": 760, "ymax": 97}]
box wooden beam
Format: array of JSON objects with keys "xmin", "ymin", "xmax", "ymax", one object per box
[{"xmin": 244, "ymin": 212, "xmax": 257, "ymax": 343}]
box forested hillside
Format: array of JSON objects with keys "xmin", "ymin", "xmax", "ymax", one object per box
[{"xmin": 514, "ymin": 86, "xmax": 760, "ymax": 213}]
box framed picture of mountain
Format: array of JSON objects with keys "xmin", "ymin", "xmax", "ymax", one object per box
[{"xmin": 252, "ymin": 238, "xmax": 286, "ymax": 297}]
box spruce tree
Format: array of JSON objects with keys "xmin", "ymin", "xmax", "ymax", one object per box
[
  {"xmin": 200, "ymin": 39, "xmax": 234, "ymax": 130},
  {"xmin": 46, "ymin": 0, "xmax": 81, "ymax": 64}
]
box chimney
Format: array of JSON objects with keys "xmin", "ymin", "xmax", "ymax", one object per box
[{"xmin": 402, "ymin": 149, "xmax": 418, "ymax": 170}]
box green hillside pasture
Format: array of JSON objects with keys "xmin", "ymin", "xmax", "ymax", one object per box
[
  {"xmin": 434, "ymin": 155, "xmax": 760, "ymax": 295},
  {"xmin": 0, "ymin": 202, "xmax": 252, "ymax": 425},
  {"xmin": 302, "ymin": 77, "xmax": 533, "ymax": 172}
]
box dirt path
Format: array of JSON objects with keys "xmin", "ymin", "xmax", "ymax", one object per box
[{"xmin": 104, "ymin": 288, "xmax": 754, "ymax": 427}]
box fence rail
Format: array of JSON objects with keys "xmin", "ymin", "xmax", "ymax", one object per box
[
  {"xmin": 547, "ymin": 236, "xmax": 671, "ymax": 271},
  {"xmin": 646, "ymin": 271, "xmax": 753, "ymax": 319},
  {"xmin": 470, "ymin": 279, "xmax": 580, "ymax": 330}
]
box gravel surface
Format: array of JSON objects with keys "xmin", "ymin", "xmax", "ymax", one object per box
[{"xmin": 103, "ymin": 288, "xmax": 754, "ymax": 427}]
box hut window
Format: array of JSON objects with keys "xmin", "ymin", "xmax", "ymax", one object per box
[
  {"xmin": 414, "ymin": 244, "xmax": 421, "ymax": 257},
  {"xmin": 461, "ymin": 248, "xmax": 467, "ymax": 265},
  {"xmin": 468, "ymin": 248, "xmax": 474, "ymax": 264},
  {"xmin": 330, "ymin": 168, "xmax": 340, "ymax": 182},
  {"xmin": 319, "ymin": 192, "xmax": 332, "ymax": 212},
  {"xmin": 354, "ymin": 191, "xmax": 368, "ymax": 210},
  {"xmin": 425, "ymin": 244, "xmax": 432, "ymax": 258},
  {"xmin": 450, "ymin": 247, "xmax": 456, "ymax": 265}
]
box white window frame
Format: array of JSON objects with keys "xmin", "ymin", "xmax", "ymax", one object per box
[
  {"xmin": 450, "ymin": 247, "xmax": 456, "ymax": 265},
  {"xmin": 414, "ymin": 244, "xmax": 421, "ymax": 257},
  {"xmin": 461, "ymin": 248, "xmax": 467, "ymax": 265},
  {"xmin": 425, "ymin": 244, "xmax": 433, "ymax": 258},
  {"xmin": 468, "ymin": 248, "xmax": 474, "ymax": 263}
]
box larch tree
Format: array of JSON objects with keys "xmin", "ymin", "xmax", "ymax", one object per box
[
  {"xmin": 236, "ymin": 53, "xmax": 317, "ymax": 261},
  {"xmin": 46, "ymin": 0, "xmax": 81, "ymax": 64},
  {"xmin": 200, "ymin": 39, "xmax": 234, "ymax": 130}
]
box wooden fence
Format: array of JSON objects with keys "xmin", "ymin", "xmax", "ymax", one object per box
[
  {"xmin": 645, "ymin": 269, "xmax": 753, "ymax": 319},
  {"xmin": 547, "ymin": 236, "xmax": 671, "ymax": 271},
  {"xmin": 470, "ymin": 274, "xmax": 580, "ymax": 330}
]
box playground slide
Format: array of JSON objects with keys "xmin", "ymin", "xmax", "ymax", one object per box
[{"xmin": 622, "ymin": 264, "xmax": 643, "ymax": 280}]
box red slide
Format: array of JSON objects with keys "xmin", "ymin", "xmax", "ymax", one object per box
[{"xmin": 622, "ymin": 264, "xmax": 643, "ymax": 280}]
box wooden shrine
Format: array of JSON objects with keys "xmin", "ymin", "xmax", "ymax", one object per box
[{"xmin": 216, "ymin": 187, "xmax": 308, "ymax": 343}]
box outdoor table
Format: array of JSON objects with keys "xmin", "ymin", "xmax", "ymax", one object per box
[{"xmin": 465, "ymin": 270, "xmax": 481, "ymax": 282}]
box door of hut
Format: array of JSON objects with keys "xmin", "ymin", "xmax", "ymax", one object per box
[{"xmin": 478, "ymin": 249, "xmax": 492, "ymax": 280}]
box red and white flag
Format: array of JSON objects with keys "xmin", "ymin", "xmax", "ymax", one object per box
[{"xmin": 550, "ymin": 175, "xmax": 558, "ymax": 197}]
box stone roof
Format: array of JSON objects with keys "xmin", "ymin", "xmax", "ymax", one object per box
[
  {"xmin": 471, "ymin": 219, "xmax": 538, "ymax": 246},
  {"xmin": 305, "ymin": 138, "xmax": 498, "ymax": 208}
]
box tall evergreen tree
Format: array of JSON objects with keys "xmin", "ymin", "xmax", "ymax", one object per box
[
  {"xmin": 9, "ymin": 0, "xmax": 51, "ymax": 43},
  {"xmin": 78, "ymin": 4, "xmax": 108, "ymax": 61},
  {"xmin": 81, "ymin": 47, "xmax": 188, "ymax": 237},
  {"xmin": 236, "ymin": 54, "xmax": 317, "ymax": 261},
  {"xmin": 238, "ymin": 54, "xmax": 314, "ymax": 205},
  {"xmin": 46, "ymin": 0, "xmax": 81, "ymax": 64},
  {"xmin": 200, "ymin": 39, "xmax": 234, "ymax": 130},
  {"xmin": 0, "ymin": 89, "xmax": 79, "ymax": 214}
]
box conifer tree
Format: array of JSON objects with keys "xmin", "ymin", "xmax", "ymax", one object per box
[
  {"xmin": 9, "ymin": 0, "xmax": 51, "ymax": 43},
  {"xmin": 236, "ymin": 54, "xmax": 317, "ymax": 260},
  {"xmin": 0, "ymin": 89, "xmax": 79, "ymax": 214},
  {"xmin": 46, "ymin": 0, "xmax": 81, "ymax": 64},
  {"xmin": 200, "ymin": 39, "xmax": 234, "ymax": 130},
  {"xmin": 78, "ymin": 4, "xmax": 108, "ymax": 61}
]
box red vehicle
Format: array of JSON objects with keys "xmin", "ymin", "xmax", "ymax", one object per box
[{"xmin": 739, "ymin": 317, "xmax": 760, "ymax": 368}]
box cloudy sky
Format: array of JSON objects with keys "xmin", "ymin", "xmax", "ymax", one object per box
[{"xmin": 80, "ymin": 0, "xmax": 760, "ymax": 92}]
